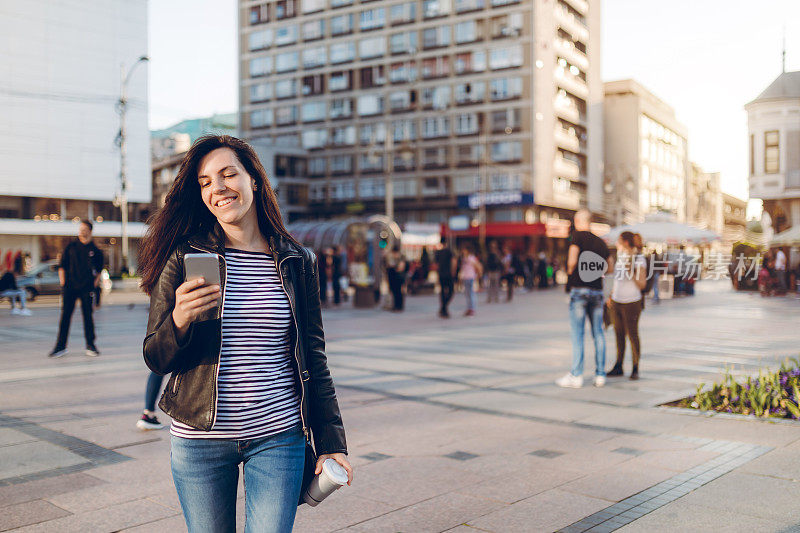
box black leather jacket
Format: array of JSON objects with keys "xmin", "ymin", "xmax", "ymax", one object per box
[{"xmin": 143, "ymin": 225, "xmax": 347, "ymax": 456}]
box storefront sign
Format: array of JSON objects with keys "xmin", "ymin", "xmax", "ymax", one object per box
[{"xmin": 457, "ymin": 191, "xmax": 534, "ymax": 210}]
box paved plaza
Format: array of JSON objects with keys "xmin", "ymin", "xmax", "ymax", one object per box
[{"xmin": 2, "ymin": 282, "xmax": 800, "ymax": 532}]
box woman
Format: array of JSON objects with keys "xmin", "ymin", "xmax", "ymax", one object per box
[
  {"xmin": 485, "ymin": 241, "xmax": 502, "ymax": 303},
  {"xmin": 607, "ymin": 231, "xmax": 647, "ymax": 380},
  {"xmin": 140, "ymin": 135, "xmax": 351, "ymax": 532},
  {"xmin": 384, "ymin": 245, "xmax": 407, "ymax": 311},
  {"xmin": 459, "ymin": 245, "xmax": 482, "ymax": 316}
]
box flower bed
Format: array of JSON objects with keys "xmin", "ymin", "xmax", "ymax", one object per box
[{"xmin": 668, "ymin": 358, "xmax": 800, "ymax": 420}]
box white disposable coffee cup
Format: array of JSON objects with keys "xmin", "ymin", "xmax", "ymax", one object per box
[{"xmin": 303, "ymin": 458, "xmax": 349, "ymax": 506}]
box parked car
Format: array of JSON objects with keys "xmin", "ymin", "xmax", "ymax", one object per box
[{"xmin": 16, "ymin": 261, "xmax": 61, "ymax": 300}]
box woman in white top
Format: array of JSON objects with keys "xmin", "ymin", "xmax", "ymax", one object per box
[{"xmin": 607, "ymin": 231, "xmax": 647, "ymax": 380}]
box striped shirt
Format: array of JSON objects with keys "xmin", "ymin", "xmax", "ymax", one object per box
[{"xmin": 171, "ymin": 249, "xmax": 301, "ymax": 439}]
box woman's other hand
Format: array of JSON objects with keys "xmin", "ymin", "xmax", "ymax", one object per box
[{"xmin": 315, "ymin": 453, "xmax": 353, "ymax": 485}]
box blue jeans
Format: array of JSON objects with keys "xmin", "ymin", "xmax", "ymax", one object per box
[
  {"xmin": 464, "ymin": 279, "xmax": 475, "ymax": 311},
  {"xmin": 171, "ymin": 427, "xmax": 306, "ymax": 533},
  {"xmin": 569, "ymin": 288, "xmax": 606, "ymax": 377},
  {"xmin": 144, "ymin": 371, "xmax": 163, "ymax": 412}
]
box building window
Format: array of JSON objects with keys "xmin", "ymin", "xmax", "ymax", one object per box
[
  {"xmin": 331, "ymin": 155, "xmax": 353, "ymax": 174},
  {"xmin": 330, "ymin": 180, "xmax": 355, "ymax": 200},
  {"xmin": 309, "ymin": 157, "xmax": 327, "ymax": 175},
  {"xmin": 421, "ymin": 86, "xmax": 450, "ymax": 109},
  {"xmin": 423, "ymin": 0, "xmax": 451, "ymax": 19},
  {"xmin": 390, "ymin": 2, "xmax": 417, "ymax": 25},
  {"xmin": 359, "ymin": 36, "xmax": 386, "ymax": 59},
  {"xmin": 422, "ymin": 176, "xmax": 445, "ymax": 195},
  {"xmin": 330, "ymin": 13, "xmax": 353, "ymax": 35},
  {"xmin": 454, "ymin": 51, "xmax": 486, "ymax": 74},
  {"xmin": 392, "ymin": 119, "xmax": 417, "ymax": 141},
  {"xmin": 491, "ymin": 108, "xmax": 521, "ymax": 132},
  {"xmin": 491, "ymin": 141, "xmax": 522, "ymax": 162},
  {"xmin": 275, "ymin": 24, "xmax": 298, "ymax": 46},
  {"xmin": 250, "ymin": 4, "xmax": 269, "ymax": 25},
  {"xmin": 360, "ymin": 65, "xmax": 385, "ymax": 88},
  {"xmin": 359, "ymin": 154, "xmax": 384, "ymax": 173},
  {"xmin": 490, "ymin": 77, "xmax": 522, "ymax": 100},
  {"xmin": 329, "ymin": 70, "xmax": 353, "ymax": 91},
  {"xmin": 331, "ymin": 0, "xmax": 353, "ymax": 8},
  {"xmin": 455, "ymin": 0, "xmax": 484, "ymax": 12},
  {"xmin": 250, "ymin": 109, "xmax": 273, "ymax": 128},
  {"xmin": 275, "ymin": 78, "xmax": 297, "ymax": 99},
  {"xmin": 455, "ymin": 81, "xmax": 485, "ymax": 104},
  {"xmin": 357, "ymin": 94, "xmax": 384, "ymax": 116},
  {"xmin": 390, "ymin": 61, "xmax": 417, "ymax": 83},
  {"xmin": 303, "ymin": 19, "xmax": 325, "ymax": 40},
  {"xmin": 248, "ymin": 29, "xmax": 273, "ymax": 51},
  {"xmin": 491, "ymin": 0, "xmax": 520, "ymax": 6},
  {"xmin": 302, "ymin": 74, "xmax": 325, "ymax": 96},
  {"xmin": 275, "ymin": 51, "xmax": 299, "ymax": 72},
  {"xmin": 250, "ymin": 82, "xmax": 273, "ymax": 102},
  {"xmin": 331, "ymin": 126, "xmax": 356, "ymax": 146},
  {"xmin": 330, "ymin": 41, "xmax": 356, "ymax": 63},
  {"xmin": 454, "ymin": 173, "xmax": 481, "ymax": 192},
  {"xmin": 360, "ymin": 123, "xmax": 387, "ymax": 144},
  {"xmin": 454, "ymin": 112, "xmax": 480, "ymax": 135},
  {"xmin": 455, "ymin": 21, "xmax": 480, "ymax": 43},
  {"xmin": 422, "ymin": 25, "xmax": 451, "ymax": 49},
  {"xmin": 423, "ymin": 147, "xmax": 448, "ymax": 168},
  {"xmin": 491, "ymin": 13, "xmax": 522, "ymax": 38},
  {"xmin": 421, "ymin": 56, "xmax": 450, "ymax": 78},
  {"xmin": 765, "ymin": 130, "xmax": 779, "ymax": 174},
  {"xmin": 276, "ymin": 105, "xmax": 298, "ymax": 125},
  {"xmin": 360, "ymin": 7, "xmax": 385, "ymax": 31},
  {"xmin": 489, "ymin": 45, "xmax": 523, "ymax": 70},
  {"xmin": 249, "ymin": 57, "xmax": 273, "ymax": 77},
  {"xmin": 390, "ymin": 31, "xmax": 418, "ymax": 55},
  {"xmin": 359, "ymin": 177, "xmax": 385, "ymax": 198},
  {"xmin": 395, "ymin": 178, "xmax": 417, "ymax": 196},
  {"xmin": 749, "ymin": 134, "xmax": 755, "ymax": 176},
  {"xmin": 456, "ymin": 146, "xmax": 483, "ymax": 166},
  {"xmin": 301, "ymin": 101, "xmax": 326, "ymax": 122},
  {"xmin": 422, "ymin": 116, "xmax": 450, "ymax": 138},
  {"xmin": 303, "ymin": 0, "xmax": 326, "ymax": 14},
  {"xmin": 389, "ymin": 90, "xmax": 416, "ymax": 111},
  {"xmin": 330, "ymin": 97, "xmax": 353, "ymax": 119},
  {"xmin": 275, "ymin": 0, "xmax": 296, "ymax": 19},
  {"xmin": 303, "ymin": 46, "xmax": 326, "ymax": 68},
  {"xmin": 302, "ymin": 128, "xmax": 328, "ymax": 149}
]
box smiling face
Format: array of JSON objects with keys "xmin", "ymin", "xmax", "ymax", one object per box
[{"xmin": 197, "ymin": 148, "xmax": 257, "ymax": 227}]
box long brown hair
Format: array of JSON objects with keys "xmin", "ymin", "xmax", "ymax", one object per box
[{"xmin": 138, "ymin": 135, "xmax": 298, "ymax": 294}]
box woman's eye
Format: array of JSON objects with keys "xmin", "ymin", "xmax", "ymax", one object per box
[
  {"xmin": 200, "ymin": 181, "xmax": 210, "ymax": 188},
  {"xmin": 224, "ymin": 173, "xmax": 236, "ymax": 178}
]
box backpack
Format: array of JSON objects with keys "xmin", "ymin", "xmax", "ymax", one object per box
[{"xmin": 641, "ymin": 254, "xmax": 655, "ymax": 296}]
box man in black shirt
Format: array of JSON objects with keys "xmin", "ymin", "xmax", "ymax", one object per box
[
  {"xmin": 434, "ymin": 236, "xmax": 457, "ymax": 318},
  {"xmin": 49, "ymin": 220, "xmax": 104, "ymax": 358},
  {"xmin": 556, "ymin": 209, "xmax": 610, "ymax": 388}
]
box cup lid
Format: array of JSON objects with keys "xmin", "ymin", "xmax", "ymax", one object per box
[{"xmin": 322, "ymin": 458, "xmax": 349, "ymax": 485}]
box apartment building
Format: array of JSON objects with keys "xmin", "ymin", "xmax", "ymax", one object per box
[
  {"xmin": 603, "ymin": 79, "xmax": 689, "ymax": 225},
  {"xmin": 237, "ymin": 0, "xmax": 602, "ymax": 228},
  {"xmin": 686, "ymin": 162, "xmax": 722, "ymax": 235},
  {"xmin": 0, "ymin": 1, "xmax": 149, "ymax": 272},
  {"xmin": 746, "ymin": 70, "xmax": 800, "ymax": 235}
]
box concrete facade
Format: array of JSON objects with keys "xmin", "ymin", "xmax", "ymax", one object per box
[
  {"xmin": 746, "ymin": 70, "xmax": 800, "ymax": 235},
  {"xmin": 603, "ymin": 79, "xmax": 689, "ymax": 225},
  {"xmin": 237, "ymin": 0, "xmax": 602, "ymax": 226},
  {"xmin": 686, "ymin": 163, "xmax": 722, "ymax": 235}
]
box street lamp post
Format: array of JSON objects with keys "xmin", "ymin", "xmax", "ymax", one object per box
[{"xmin": 117, "ymin": 55, "xmax": 148, "ymax": 274}]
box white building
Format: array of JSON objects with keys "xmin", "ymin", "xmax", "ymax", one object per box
[
  {"xmin": 603, "ymin": 79, "xmax": 689, "ymax": 225},
  {"xmin": 0, "ymin": 1, "xmax": 149, "ymax": 272},
  {"xmin": 746, "ymin": 70, "xmax": 800, "ymax": 235}
]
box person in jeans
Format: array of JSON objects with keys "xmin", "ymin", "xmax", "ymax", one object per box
[
  {"xmin": 435, "ymin": 236, "xmax": 456, "ymax": 318},
  {"xmin": 607, "ymin": 232, "xmax": 647, "ymax": 380},
  {"xmin": 139, "ymin": 135, "xmax": 351, "ymax": 531},
  {"xmin": 557, "ymin": 209, "xmax": 610, "ymax": 388},
  {"xmin": 136, "ymin": 371, "xmax": 166, "ymax": 430},
  {"xmin": 485, "ymin": 241, "xmax": 502, "ymax": 303},
  {"xmin": 459, "ymin": 244, "xmax": 482, "ymax": 316},
  {"xmin": 49, "ymin": 220, "xmax": 103, "ymax": 358},
  {"xmin": 0, "ymin": 269, "xmax": 32, "ymax": 315}
]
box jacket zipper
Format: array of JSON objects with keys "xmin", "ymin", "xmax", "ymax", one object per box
[
  {"xmin": 275, "ymin": 253, "xmax": 308, "ymax": 439},
  {"xmin": 187, "ymin": 244, "xmax": 227, "ymax": 429}
]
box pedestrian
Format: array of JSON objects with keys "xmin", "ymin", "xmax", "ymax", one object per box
[
  {"xmin": 459, "ymin": 244, "xmax": 482, "ymax": 316},
  {"xmin": 138, "ymin": 135, "xmax": 351, "ymax": 532},
  {"xmin": 317, "ymin": 249, "xmax": 329, "ymax": 306},
  {"xmin": 536, "ymin": 252, "xmax": 549, "ymax": 288},
  {"xmin": 334, "ymin": 245, "xmax": 349, "ymax": 302},
  {"xmin": 556, "ymin": 209, "xmax": 610, "ymax": 388},
  {"xmin": 485, "ymin": 241, "xmax": 502, "ymax": 303},
  {"xmin": 435, "ymin": 236, "xmax": 456, "ymax": 318},
  {"xmin": 0, "ymin": 268, "xmax": 32, "ymax": 315},
  {"xmin": 607, "ymin": 231, "xmax": 647, "ymax": 380},
  {"xmin": 775, "ymin": 246, "xmax": 788, "ymax": 293},
  {"xmin": 328, "ymin": 248, "xmax": 342, "ymax": 305},
  {"xmin": 49, "ymin": 220, "xmax": 103, "ymax": 358},
  {"xmin": 501, "ymin": 244, "xmax": 515, "ymax": 301},
  {"xmin": 384, "ymin": 245, "xmax": 407, "ymax": 311},
  {"xmin": 137, "ymin": 371, "xmax": 166, "ymax": 430}
]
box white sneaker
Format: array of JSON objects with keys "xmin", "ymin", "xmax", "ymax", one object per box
[
  {"xmin": 556, "ymin": 373, "xmax": 583, "ymax": 388},
  {"xmin": 10, "ymin": 308, "xmax": 20, "ymax": 315},
  {"xmin": 18, "ymin": 308, "xmax": 32, "ymax": 316},
  {"xmin": 594, "ymin": 375, "xmax": 606, "ymax": 387}
]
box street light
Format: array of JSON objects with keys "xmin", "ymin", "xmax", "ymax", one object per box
[{"xmin": 116, "ymin": 55, "xmax": 148, "ymax": 274}]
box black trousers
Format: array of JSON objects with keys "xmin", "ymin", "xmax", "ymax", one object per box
[
  {"xmin": 56, "ymin": 289, "xmax": 95, "ymax": 348},
  {"xmin": 439, "ymin": 278, "xmax": 454, "ymax": 315},
  {"xmin": 388, "ymin": 273, "xmax": 404, "ymax": 310}
]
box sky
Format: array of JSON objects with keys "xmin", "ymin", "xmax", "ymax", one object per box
[{"xmin": 148, "ymin": 0, "xmax": 800, "ymax": 217}]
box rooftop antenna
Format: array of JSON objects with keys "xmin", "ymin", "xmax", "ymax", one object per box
[{"xmin": 782, "ymin": 26, "xmax": 786, "ymax": 73}]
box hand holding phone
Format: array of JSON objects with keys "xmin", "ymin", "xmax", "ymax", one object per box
[{"xmin": 172, "ymin": 254, "xmax": 222, "ymax": 336}]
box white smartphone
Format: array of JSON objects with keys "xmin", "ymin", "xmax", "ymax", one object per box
[{"xmin": 184, "ymin": 253, "xmax": 221, "ymax": 286}]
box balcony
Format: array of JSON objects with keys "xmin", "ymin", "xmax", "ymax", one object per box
[
  {"xmin": 555, "ymin": 6, "xmax": 589, "ymax": 43},
  {"xmin": 749, "ymin": 173, "xmax": 788, "ymax": 200},
  {"xmin": 562, "ymin": 0, "xmax": 589, "ymax": 16},
  {"xmin": 554, "ymin": 155, "xmax": 580, "ymax": 179},
  {"xmin": 554, "ymin": 98, "xmax": 581, "ymax": 124},
  {"xmin": 554, "ymin": 127, "xmax": 580, "ymax": 153},
  {"xmin": 555, "ymin": 70, "xmax": 589, "ymax": 99},
  {"xmin": 554, "ymin": 37, "xmax": 589, "ymax": 71}
]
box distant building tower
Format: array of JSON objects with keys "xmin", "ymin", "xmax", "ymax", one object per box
[{"xmin": 746, "ymin": 70, "xmax": 800, "ymax": 234}]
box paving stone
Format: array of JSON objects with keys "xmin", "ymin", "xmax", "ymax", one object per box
[
  {"xmin": 615, "ymin": 500, "xmax": 784, "ymax": 532},
  {"xmin": 560, "ymin": 461, "xmax": 675, "ymax": 502},
  {"xmin": 0, "ymin": 472, "xmax": 104, "ymax": 508},
  {"xmin": 0, "ymin": 499, "xmax": 72, "ymax": 530}
]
